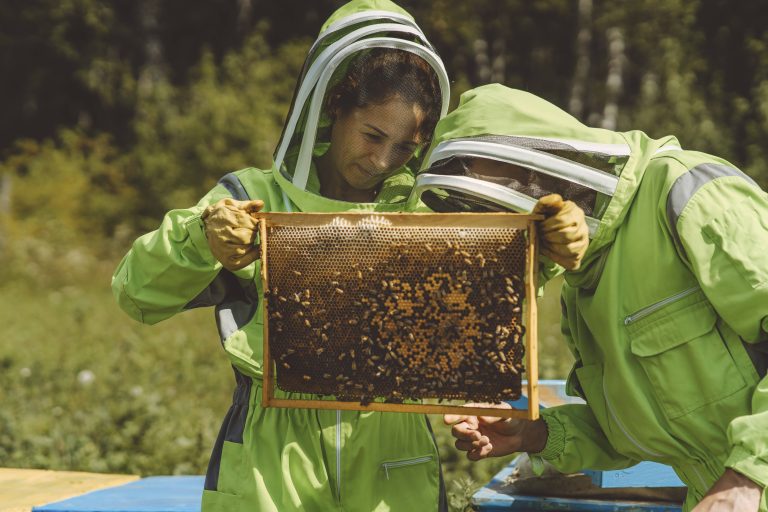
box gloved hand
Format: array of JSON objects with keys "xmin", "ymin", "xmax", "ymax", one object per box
[
  {"xmin": 202, "ymin": 198, "xmax": 264, "ymax": 271},
  {"xmin": 532, "ymin": 194, "xmax": 589, "ymax": 270}
]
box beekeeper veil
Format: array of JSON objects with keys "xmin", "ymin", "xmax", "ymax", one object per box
[
  {"xmin": 272, "ymin": 0, "xmax": 450, "ymax": 209},
  {"xmin": 409, "ymin": 86, "xmax": 650, "ymax": 237},
  {"xmin": 413, "ymin": 135, "xmax": 626, "ymax": 236}
]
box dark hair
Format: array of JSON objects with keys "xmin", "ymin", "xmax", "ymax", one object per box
[{"xmin": 326, "ymin": 48, "xmax": 442, "ymax": 142}]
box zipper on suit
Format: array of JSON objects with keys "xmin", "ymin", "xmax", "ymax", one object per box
[
  {"xmin": 691, "ymin": 465, "xmax": 707, "ymax": 490},
  {"xmin": 623, "ymin": 286, "xmax": 699, "ymax": 326},
  {"xmin": 605, "ymin": 378, "xmax": 709, "ymax": 490},
  {"xmin": 381, "ymin": 455, "xmax": 433, "ymax": 480},
  {"xmin": 602, "ymin": 379, "xmax": 664, "ymax": 458}
]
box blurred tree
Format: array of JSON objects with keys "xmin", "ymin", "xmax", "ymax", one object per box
[
  {"xmin": 1, "ymin": 0, "xmax": 766, "ymax": 237},
  {"xmin": 126, "ymin": 32, "xmax": 309, "ymax": 229}
]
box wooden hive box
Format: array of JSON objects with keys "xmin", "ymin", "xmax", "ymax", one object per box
[{"xmin": 258, "ymin": 212, "xmax": 540, "ymax": 420}]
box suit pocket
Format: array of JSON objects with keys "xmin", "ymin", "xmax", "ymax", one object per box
[{"xmin": 628, "ymin": 292, "xmax": 745, "ymax": 419}]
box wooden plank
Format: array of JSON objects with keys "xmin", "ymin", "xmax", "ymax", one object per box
[
  {"xmin": 525, "ymin": 219, "xmax": 539, "ymax": 420},
  {"xmin": 267, "ymin": 398, "xmax": 531, "ymax": 418},
  {"xmin": 584, "ymin": 461, "xmax": 685, "ymax": 489},
  {"xmin": 0, "ymin": 468, "xmax": 138, "ymax": 512},
  {"xmin": 256, "ymin": 211, "xmax": 543, "ymax": 229},
  {"xmin": 260, "ymin": 218, "xmax": 273, "ymax": 409},
  {"xmin": 472, "ymin": 457, "xmax": 685, "ymax": 511}
]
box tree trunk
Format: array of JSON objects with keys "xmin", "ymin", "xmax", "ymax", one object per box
[
  {"xmin": 0, "ymin": 172, "xmax": 11, "ymax": 253},
  {"xmin": 0, "ymin": 173, "xmax": 9, "ymax": 216},
  {"xmin": 474, "ymin": 38, "xmax": 492, "ymax": 84},
  {"xmin": 568, "ymin": 0, "xmax": 593, "ymax": 120},
  {"xmin": 601, "ymin": 27, "xmax": 625, "ymax": 130},
  {"xmin": 237, "ymin": 0, "xmax": 253, "ymax": 35},
  {"xmin": 491, "ymin": 37, "xmax": 506, "ymax": 84},
  {"xmin": 138, "ymin": 0, "xmax": 165, "ymax": 96}
]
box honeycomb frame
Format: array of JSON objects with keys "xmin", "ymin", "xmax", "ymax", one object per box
[{"xmin": 258, "ymin": 212, "xmax": 540, "ymax": 420}]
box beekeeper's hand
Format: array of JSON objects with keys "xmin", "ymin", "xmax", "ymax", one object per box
[
  {"xmin": 202, "ymin": 198, "xmax": 264, "ymax": 271},
  {"xmin": 444, "ymin": 403, "xmax": 548, "ymax": 460},
  {"xmin": 533, "ymin": 194, "xmax": 589, "ymax": 270},
  {"xmin": 692, "ymin": 469, "xmax": 761, "ymax": 512}
]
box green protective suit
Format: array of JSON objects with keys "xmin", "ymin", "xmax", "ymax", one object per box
[
  {"xmin": 112, "ymin": 2, "xmax": 448, "ymax": 511},
  {"xmin": 425, "ymin": 84, "xmax": 768, "ymax": 511}
]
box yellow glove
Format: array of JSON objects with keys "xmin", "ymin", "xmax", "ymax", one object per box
[
  {"xmin": 201, "ymin": 198, "xmax": 264, "ymax": 271},
  {"xmin": 532, "ymin": 194, "xmax": 589, "ymax": 270}
]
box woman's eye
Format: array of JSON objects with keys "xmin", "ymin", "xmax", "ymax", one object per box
[{"xmin": 364, "ymin": 132, "xmax": 382, "ymax": 142}]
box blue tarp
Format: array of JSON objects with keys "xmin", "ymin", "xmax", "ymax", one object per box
[{"xmin": 33, "ymin": 476, "xmax": 204, "ymax": 512}]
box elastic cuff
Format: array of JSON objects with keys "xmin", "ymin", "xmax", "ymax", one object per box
[
  {"xmin": 532, "ymin": 411, "xmax": 567, "ymax": 461},
  {"xmin": 185, "ymin": 215, "xmax": 218, "ymax": 266},
  {"xmin": 725, "ymin": 445, "xmax": 768, "ymax": 488}
]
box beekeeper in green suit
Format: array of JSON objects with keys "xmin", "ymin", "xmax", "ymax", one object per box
[
  {"xmin": 416, "ymin": 85, "xmax": 768, "ymax": 511},
  {"xmin": 112, "ymin": 2, "xmax": 452, "ymax": 510}
]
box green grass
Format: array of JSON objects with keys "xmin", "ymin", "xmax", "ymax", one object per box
[{"xmin": 0, "ymin": 243, "xmax": 572, "ymax": 510}]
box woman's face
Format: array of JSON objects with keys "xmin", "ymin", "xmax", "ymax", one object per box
[{"xmin": 327, "ymin": 96, "xmax": 426, "ymax": 190}]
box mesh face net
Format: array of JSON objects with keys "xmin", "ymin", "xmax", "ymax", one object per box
[
  {"xmin": 460, "ymin": 135, "xmax": 629, "ymax": 176},
  {"xmin": 263, "ymin": 214, "xmax": 529, "ymax": 404},
  {"xmin": 279, "ymin": 44, "xmax": 444, "ymax": 200},
  {"xmin": 421, "ymin": 156, "xmax": 602, "ymax": 216}
]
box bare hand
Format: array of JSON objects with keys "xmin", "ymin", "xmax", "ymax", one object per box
[
  {"xmin": 691, "ymin": 469, "xmax": 762, "ymax": 512},
  {"xmin": 202, "ymin": 198, "xmax": 264, "ymax": 271},
  {"xmin": 443, "ymin": 402, "xmax": 548, "ymax": 461}
]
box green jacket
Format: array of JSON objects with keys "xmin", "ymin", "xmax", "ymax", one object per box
[
  {"xmin": 426, "ymin": 84, "xmax": 768, "ymax": 511},
  {"xmin": 112, "ymin": 1, "xmax": 449, "ymax": 510}
]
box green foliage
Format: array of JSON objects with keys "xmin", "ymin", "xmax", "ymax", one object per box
[
  {"xmin": 128, "ymin": 32, "xmax": 309, "ymax": 224},
  {"xmin": 0, "ymin": 130, "xmax": 137, "ymax": 245}
]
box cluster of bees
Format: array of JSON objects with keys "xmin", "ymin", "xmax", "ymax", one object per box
[{"xmin": 265, "ymin": 223, "xmax": 527, "ymax": 404}]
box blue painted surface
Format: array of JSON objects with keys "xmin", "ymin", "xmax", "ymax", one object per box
[
  {"xmin": 33, "ymin": 476, "xmax": 204, "ymax": 512},
  {"xmin": 506, "ymin": 379, "xmax": 584, "ymax": 411},
  {"xmin": 584, "ymin": 462, "xmax": 684, "ymax": 489}
]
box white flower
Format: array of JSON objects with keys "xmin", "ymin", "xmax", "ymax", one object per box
[
  {"xmin": 19, "ymin": 367, "xmax": 31, "ymax": 378},
  {"xmin": 77, "ymin": 369, "xmax": 96, "ymax": 386}
]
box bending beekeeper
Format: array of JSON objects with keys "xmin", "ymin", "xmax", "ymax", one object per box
[{"xmin": 412, "ymin": 84, "xmax": 768, "ymax": 512}]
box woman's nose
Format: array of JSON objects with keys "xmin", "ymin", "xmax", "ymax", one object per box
[{"xmin": 369, "ymin": 146, "xmax": 392, "ymax": 172}]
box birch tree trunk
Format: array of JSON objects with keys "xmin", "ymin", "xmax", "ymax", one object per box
[
  {"xmin": 491, "ymin": 37, "xmax": 506, "ymax": 84},
  {"xmin": 0, "ymin": 172, "xmax": 11, "ymax": 253},
  {"xmin": 601, "ymin": 27, "xmax": 625, "ymax": 130},
  {"xmin": 568, "ymin": 0, "xmax": 593, "ymax": 120},
  {"xmin": 138, "ymin": 0, "xmax": 165, "ymax": 96},
  {"xmin": 237, "ymin": 0, "xmax": 253, "ymax": 35},
  {"xmin": 474, "ymin": 38, "xmax": 492, "ymax": 84}
]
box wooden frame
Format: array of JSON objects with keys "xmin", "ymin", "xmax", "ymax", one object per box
[{"xmin": 259, "ymin": 212, "xmax": 540, "ymax": 420}]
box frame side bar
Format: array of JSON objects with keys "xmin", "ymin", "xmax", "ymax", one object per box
[
  {"xmin": 526, "ymin": 219, "xmax": 540, "ymax": 420},
  {"xmin": 261, "ymin": 219, "xmax": 274, "ymax": 408}
]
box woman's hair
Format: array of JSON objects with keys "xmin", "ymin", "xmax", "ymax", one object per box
[{"xmin": 326, "ymin": 48, "xmax": 442, "ymax": 142}]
